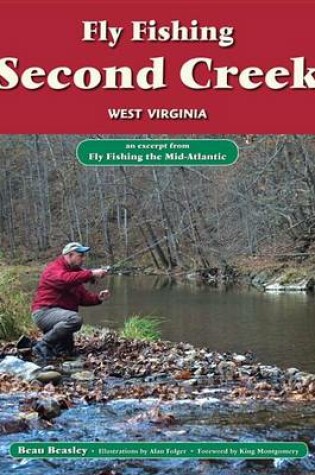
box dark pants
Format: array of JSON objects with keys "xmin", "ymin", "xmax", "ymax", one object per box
[{"xmin": 32, "ymin": 307, "xmax": 83, "ymax": 353}]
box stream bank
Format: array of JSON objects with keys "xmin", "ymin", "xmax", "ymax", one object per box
[
  {"xmin": 108, "ymin": 254, "xmax": 315, "ymax": 293},
  {"xmin": 1, "ymin": 331, "xmax": 315, "ymax": 473}
]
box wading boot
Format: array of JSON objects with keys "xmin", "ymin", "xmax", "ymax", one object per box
[
  {"xmin": 33, "ymin": 341, "xmax": 55, "ymax": 361},
  {"xmin": 53, "ymin": 336, "xmax": 77, "ymax": 358}
]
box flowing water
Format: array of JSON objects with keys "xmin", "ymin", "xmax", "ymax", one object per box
[
  {"xmin": 2, "ymin": 393, "xmax": 315, "ymax": 475},
  {"xmin": 83, "ymin": 275, "xmax": 315, "ymax": 373}
]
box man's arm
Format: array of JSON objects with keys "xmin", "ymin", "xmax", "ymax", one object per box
[
  {"xmin": 44, "ymin": 268, "xmax": 107, "ymax": 289},
  {"xmin": 77, "ymin": 286, "xmax": 102, "ymax": 306},
  {"xmin": 78, "ymin": 287, "xmax": 111, "ymax": 306}
]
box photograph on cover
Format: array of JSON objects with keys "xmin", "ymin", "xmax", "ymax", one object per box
[{"xmin": 0, "ymin": 134, "xmax": 314, "ymax": 473}]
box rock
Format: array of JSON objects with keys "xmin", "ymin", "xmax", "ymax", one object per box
[
  {"xmin": 204, "ymin": 352, "xmax": 215, "ymax": 363},
  {"xmin": 186, "ymin": 272, "xmax": 198, "ymax": 280},
  {"xmin": 32, "ymin": 397, "xmax": 61, "ymax": 420},
  {"xmin": 185, "ymin": 350, "xmax": 197, "ymax": 359},
  {"xmin": 286, "ymin": 368, "xmax": 300, "ymax": 378},
  {"xmin": 255, "ymin": 381, "xmax": 272, "ymax": 391},
  {"xmin": 251, "ymin": 271, "xmax": 271, "ymax": 289},
  {"xmin": 258, "ymin": 365, "xmax": 283, "ymax": 380},
  {"xmin": 42, "ymin": 365, "xmax": 58, "ymax": 371},
  {"xmin": 233, "ymin": 354, "xmax": 246, "ymax": 363},
  {"xmin": 300, "ymin": 373, "xmax": 315, "ymax": 387},
  {"xmin": 285, "ymin": 368, "xmax": 301, "ymax": 389},
  {"xmin": 18, "ymin": 411, "xmax": 39, "ymax": 421},
  {"xmin": 62, "ymin": 360, "xmax": 84, "ymax": 373},
  {"xmin": 217, "ymin": 361, "xmax": 236, "ymax": 380},
  {"xmin": 239, "ymin": 365, "xmax": 256, "ymax": 376},
  {"xmin": 193, "ymin": 367, "xmax": 204, "ymax": 376},
  {"xmin": 176, "ymin": 358, "xmax": 185, "ymax": 368},
  {"xmin": 181, "ymin": 379, "xmax": 198, "ymax": 387},
  {"xmin": 182, "ymin": 343, "xmax": 194, "ymax": 351},
  {"xmin": 264, "ymin": 276, "xmax": 314, "ymax": 292},
  {"xmin": 0, "ymin": 356, "xmax": 41, "ymax": 381},
  {"xmin": 144, "ymin": 373, "xmax": 171, "ymax": 383},
  {"xmin": 222, "ymin": 352, "xmax": 233, "ymax": 361},
  {"xmin": 71, "ymin": 371, "xmax": 95, "ymax": 381},
  {"xmin": 206, "ymin": 373, "xmax": 215, "ymax": 385},
  {"xmin": 35, "ymin": 371, "xmax": 62, "ymax": 384},
  {"xmin": 0, "ymin": 415, "xmax": 29, "ymax": 434},
  {"xmin": 284, "ymin": 370, "xmax": 315, "ymax": 391}
]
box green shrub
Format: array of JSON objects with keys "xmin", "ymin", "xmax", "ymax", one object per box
[
  {"xmin": 280, "ymin": 269, "xmax": 305, "ymax": 284},
  {"xmin": 0, "ymin": 270, "xmax": 33, "ymax": 340},
  {"xmin": 120, "ymin": 315, "xmax": 162, "ymax": 341}
]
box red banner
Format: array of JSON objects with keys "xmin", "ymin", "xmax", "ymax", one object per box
[{"xmin": 0, "ymin": 1, "xmax": 314, "ymax": 133}]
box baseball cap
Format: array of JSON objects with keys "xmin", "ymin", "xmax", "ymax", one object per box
[{"xmin": 62, "ymin": 242, "xmax": 91, "ymax": 255}]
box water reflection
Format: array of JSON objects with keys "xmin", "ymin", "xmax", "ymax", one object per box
[{"xmin": 82, "ymin": 276, "xmax": 315, "ymax": 373}]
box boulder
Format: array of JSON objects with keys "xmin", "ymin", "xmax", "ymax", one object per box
[
  {"xmin": 233, "ymin": 354, "xmax": 247, "ymax": 363},
  {"xmin": 0, "ymin": 356, "xmax": 62, "ymax": 384},
  {"xmin": 62, "ymin": 360, "xmax": 84, "ymax": 373},
  {"xmin": 0, "ymin": 356, "xmax": 41, "ymax": 381},
  {"xmin": 264, "ymin": 277, "xmax": 314, "ymax": 292},
  {"xmin": 258, "ymin": 365, "xmax": 283, "ymax": 380},
  {"xmin": 35, "ymin": 371, "xmax": 62, "ymax": 384},
  {"xmin": 0, "ymin": 415, "xmax": 29, "ymax": 434},
  {"xmin": 32, "ymin": 397, "xmax": 61, "ymax": 420},
  {"xmin": 71, "ymin": 371, "xmax": 95, "ymax": 381}
]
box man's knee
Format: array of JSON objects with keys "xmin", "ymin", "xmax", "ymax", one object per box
[{"xmin": 68, "ymin": 313, "xmax": 83, "ymax": 332}]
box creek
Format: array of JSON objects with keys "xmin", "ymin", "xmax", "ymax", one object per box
[{"xmin": 1, "ymin": 392, "xmax": 315, "ymax": 475}]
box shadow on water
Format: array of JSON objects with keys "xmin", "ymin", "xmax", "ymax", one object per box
[
  {"xmin": 151, "ymin": 275, "xmax": 178, "ymax": 290},
  {"xmin": 83, "ymin": 275, "xmax": 315, "ymax": 373}
]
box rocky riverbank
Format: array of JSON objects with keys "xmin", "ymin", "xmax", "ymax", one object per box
[
  {"xmin": 1, "ymin": 330, "xmax": 315, "ymax": 425},
  {"xmin": 209, "ymin": 256, "xmax": 315, "ymax": 292},
  {"xmin": 1, "ymin": 331, "xmax": 315, "ymax": 474}
]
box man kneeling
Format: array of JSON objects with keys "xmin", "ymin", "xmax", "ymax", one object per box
[{"xmin": 32, "ymin": 242, "xmax": 110, "ymax": 360}]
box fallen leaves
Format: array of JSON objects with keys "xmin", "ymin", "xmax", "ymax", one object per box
[
  {"xmin": 174, "ymin": 369, "xmax": 192, "ymax": 380},
  {"xmin": 0, "ymin": 373, "xmax": 32, "ymax": 393},
  {"xmin": 0, "ymin": 330, "xmax": 315, "ymax": 413}
]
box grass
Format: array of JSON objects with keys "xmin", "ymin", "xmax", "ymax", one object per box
[
  {"xmin": 280, "ymin": 269, "xmax": 306, "ymax": 284},
  {"xmin": 0, "ymin": 268, "xmax": 33, "ymax": 340},
  {"xmin": 120, "ymin": 315, "xmax": 162, "ymax": 341},
  {"xmin": 80, "ymin": 324, "xmax": 99, "ymax": 336}
]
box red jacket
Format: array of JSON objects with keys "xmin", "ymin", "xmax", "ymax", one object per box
[{"xmin": 32, "ymin": 256, "xmax": 101, "ymax": 312}]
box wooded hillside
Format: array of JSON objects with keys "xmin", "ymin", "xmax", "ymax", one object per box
[{"xmin": 1, "ymin": 135, "xmax": 314, "ymax": 269}]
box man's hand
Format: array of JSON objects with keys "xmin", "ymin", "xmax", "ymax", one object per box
[
  {"xmin": 92, "ymin": 268, "xmax": 107, "ymax": 279},
  {"xmin": 99, "ymin": 289, "xmax": 111, "ymax": 301}
]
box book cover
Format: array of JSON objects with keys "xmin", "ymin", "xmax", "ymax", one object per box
[{"xmin": 0, "ymin": 1, "xmax": 314, "ymax": 474}]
